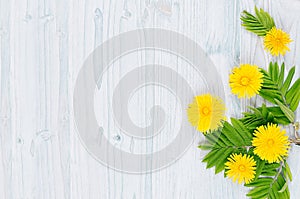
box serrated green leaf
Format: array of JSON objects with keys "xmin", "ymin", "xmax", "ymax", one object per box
[
  {"xmin": 270, "ymin": 187, "xmax": 276, "ymax": 199},
  {"xmin": 272, "ymin": 175, "xmax": 289, "ymax": 199},
  {"xmin": 215, "ymin": 148, "xmax": 235, "ymax": 174},
  {"xmin": 286, "ymin": 78, "xmax": 300, "ymax": 111},
  {"xmin": 284, "ymin": 161, "xmax": 292, "ymax": 181},
  {"xmin": 281, "ymin": 66, "xmax": 295, "ymax": 95},
  {"xmin": 259, "ymin": 90, "xmax": 282, "ymax": 104},
  {"xmin": 222, "ymin": 122, "xmax": 245, "ymax": 146},
  {"xmin": 231, "ymin": 118, "xmax": 253, "ymax": 144},
  {"xmin": 241, "ymin": 105, "xmax": 291, "ymax": 129},
  {"xmin": 261, "ymin": 104, "xmax": 268, "ymax": 118},
  {"xmin": 202, "ymin": 149, "xmax": 218, "ymax": 163},
  {"xmin": 267, "ymin": 112, "xmax": 274, "ymax": 121},
  {"xmin": 259, "ymin": 63, "xmax": 300, "ymax": 114},
  {"xmin": 255, "ymin": 7, "xmax": 275, "ymax": 28},
  {"xmin": 218, "ymin": 133, "xmax": 234, "ymax": 146},
  {"xmin": 274, "ymin": 62, "xmax": 279, "ymax": 81},
  {"xmin": 206, "ymin": 148, "xmax": 228, "ymax": 168},
  {"xmin": 205, "ymin": 132, "xmax": 221, "ymax": 145},
  {"xmin": 247, "ymin": 185, "xmax": 269, "ymax": 197},
  {"xmin": 245, "ymin": 177, "xmax": 273, "ymax": 187},
  {"xmin": 286, "ymin": 188, "xmax": 290, "ymax": 198},
  {"xmin": 254, "ymin": 159, "xmax": 265, "ymax": 181},
  {"xmin": 263, "ymin": 163, "xmax": 281, "ymax": 171},
  {"xmin": 278, "ymin": 182, "xmax": 288, "ymax": 193},
  {"xmin": 269, "ymin": 62, "xmax": 279, "ymax": 82},
  {"xmin": 198, "ymin": 143, "xmax": 213, "ymax": 150},
  {"xmin": 249, "ymin": 107, "xmax": 263, "ymax": 116},
  {"xmin": 275, "ymin": 99, "xmax": 295, "ymax": 122},
  {"xmin": 241, "ymin": 7, "xmax": 275, "ymax": 37},
  {"xmin": 278, "ymin": 63, "xmax": 285, "ymax": 87},
  {"xmin": 247, "ymin": 173, "xmax": 289, "ymax": 199},
  {"xmin": 261, "ymin": 170, "xmax": 278, "ymax": 177},
  {"xmin": 274, "ymin": 117, "xmax": 290, "ymax": 125}
]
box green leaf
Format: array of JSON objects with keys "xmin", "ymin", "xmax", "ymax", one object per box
[
  {"xmin": 261, "ymin": 170, "xmax": 278, "ymax": 177},
  {"xmin": 259, "ymin": 63, "xmax": 300, "ymax": 114},
  {"xmin": 270, "ymin": 62, "xmax": 279, "ymax": 82},
  {"xmin": 246, "ymin": 175, "xmax": 289, "ymax": 199},
  {"xmin": 267, "ymin": 112, "xmax": 275, "ymax": 121},
  {"xmin": 218, "ymin": 133, "xmax": 234, "ymax": 146},
  {"xmin": 274, "ymin": 117, "xmax": 290, "ymax": 125},
  {"xmin": 241, "ymin": 7, "xmax": 275, "ymax": 36},
  {"xmin": 205, "ymin": 132, "xmax": 221, "ymax": 146},
  {"xmin": 206, "ymin": 148, "xmax": 226, "ymax": 168},
  {"xmin": 203, "ymin": 149, "xmax": 218, "ymax": 163},
  {"xmin": 263, "ymin": 163, "xmax": 280, "ymax": 171},
  {"xmin": 278, "ymin": 63, "xmax": 285, "ymax": 87},
  {"xmin": 275, "ymin": 175, "xmax": 290, "ymax": 199},
  {"xmin": 230, "ymin": 118, "xmax": 253, "ymax": 144},
  {"xmin": 198, "ymin": 142, "xmax": 213, "ymax": 150},
  {"xmin": 286, "ymin": 78, "xmax": 300, "ymax": 111},
  {"xmin": 245, "ymin": 161, "xmax": 290, "ymax": 199},
  {"xmin": 199, "ymin": 121, "xmax": 255, "ymax": 175},
  {"xmin": 203, "ymin": 147, "xmax": 235, "ymax": 172},
  {"xmin": 275, "ymin": 175, "xmax": 290, "ymax": 198},
  {"xmin": 246, "ymin": 185, "xmax": 269, "ymax": 197},
  {"xmin": 283, "ymin": 161, "xmax": 293, "ymax": 181},
  {"xmin": 278, "ymin": 182, "xmax": 288, "ymax": 193},
  {"xmin": 241, "ymin": 105, "xmax": 290, "ymax": 128},
  {"xmin": 214, "ymin": 148, "xmax": 235, "ymax": 174},
  {"xmin": 259, "ymin": 89, "xmax": 282, "ymax": 104},
  {"xmin": 222, "ymin": 122, "xmax": 245, "ymax": 146},
  {"xmin": 245, "ymin": 177, "xmax": 273, "ymax": 187},
  {"xmin": 281, "ymin": 66, "xmax": 295, "ymax": 95},
  {"xmin": 275, "ymin": 99, "xmax": 295, "ymax": 122},
  {"xmin": 254, "ymin": 159, "xmax": 265, "ymax": 181}
]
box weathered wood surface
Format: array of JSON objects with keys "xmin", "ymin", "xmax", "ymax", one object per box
[{"xmin": 0, "ymin": 0, "xmax": 299, "ymax": 198}]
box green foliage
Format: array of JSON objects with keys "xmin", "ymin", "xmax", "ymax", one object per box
[
  {"xmin": 199, "ymin": 118, "xmax": 253, "ymax": 174},
  {"xmin": 246, "ymin": 175, "xmax": 290, "ymax": 199},
  {"xmin": 283, "ymin": 161, "xmax": 293, "ymax": 182},
  {"xmin": 275, "ymin": 99, "xmax": 295, "ymax": 123},
  {"xmin": 198, "ymin": 6, "xmax": 298, "ymax": 199},
  {"xmin": 259, "ymin": 62, "xmax": 300, "ymax": 120},
  {"xmin": 241, "ymin": 6, "xmax": 275, "ymax": 36},
  {"xmin": 245, "ymin": 161, "xmax": 291, "ymax": 199},
  {"xmin": 233, "ymin": 62, "xmax": 297, "ymax": 199},
  {"xmin": 199, "ymin": 108, "xmax": 293, "ymax": 199},
  {"xmin": 200, "ymin": 123, "xmax": 292, "ymax": 199},
  {"xmin": 241, "ymin": 104, "xmax": 290, "ymax": 131},
  {"xmin": 286, "ymin": 78, "xmax": 300, "ymax": 111}
]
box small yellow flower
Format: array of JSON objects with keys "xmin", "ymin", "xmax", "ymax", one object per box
[
  {"xmin": 229, "ymin": 64, "xmax": 263, "ymax": 98},
  {"xmin": 252, "ymin": 124, "xmax": 290, "ymax": 163},
  {"xmin": 264, "ymin": 27, "xmax": 292, "ymax": 56},
  {"xmin": 187, "ymin": 94, "xmax": 225, "ymax": 133},
  {"xmin": 225, "ymin": 153, "xmax": 256, "ymax": 184}
]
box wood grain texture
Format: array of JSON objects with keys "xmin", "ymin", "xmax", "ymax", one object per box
[{"xmin": 0, "ymin": 0, "xmax": 299, "ymax": 198}]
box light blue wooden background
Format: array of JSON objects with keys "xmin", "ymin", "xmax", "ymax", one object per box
[{"xmin": 0, "ymin": 0, "xmax": 300, "ymax": 198}]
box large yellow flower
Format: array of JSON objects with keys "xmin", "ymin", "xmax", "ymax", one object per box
[
  {"xmin": 225, "ymin": 153, "xmax": 256, "ymax": 184},
  {"xmin": 229, "ymin": 64, "xmax": 263, "ymax": 98},
  {"xmin": 187, "ymin": 94, "xmax": 225, "ymax": 133},
  {"xmin": 252, "ymin": 124, "xmax": 290, "ymax": 163},
  {"xmin": 264, "ymin": 27, "xmax": 292, "ymax": 56}
]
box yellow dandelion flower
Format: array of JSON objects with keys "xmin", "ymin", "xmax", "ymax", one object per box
[
  {"xmin": 187, "ymin": 94, "xmax": 225, "ymax": 133},
  {"xmin": 264, "ymin": 27, "xmax": 292, "ymax": 56},
  {"xmin": 252, "ymin": 123, "xmax": 290, "ymax": 163},
  {"xmin": 225, "ymin": 153, "xmax": 256, "ymax": 184},
  {"xmin": 229, "ymin": 64, "xmax": 263, "ymax": 98}
]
